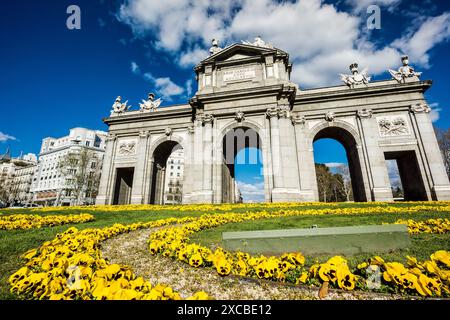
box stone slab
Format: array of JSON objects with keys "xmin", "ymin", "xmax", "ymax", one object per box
[{"xmin": 222, "ymin": 224, "xmax": 410, "ymax": 256}]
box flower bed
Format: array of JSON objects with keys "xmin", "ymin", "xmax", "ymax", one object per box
[
  {"xmin": 9, "ymin": 216, "xmax": 209, "ymax": 300},
  {"xmin": 391, "ymin": 218, "xmax": 450, "ymax": 234},
  {"xmin": 0, "ymin": 214, "xmax": 95, "ymax": 230},
  {"xmin": 148, "ymin": 208, "xmax": 450, "ymax": 297}
]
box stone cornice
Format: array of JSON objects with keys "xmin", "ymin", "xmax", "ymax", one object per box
[{"xmin": 294, "ymin": 80, "xmax": 432, "ymax": 106}]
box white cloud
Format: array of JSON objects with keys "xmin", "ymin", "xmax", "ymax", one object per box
[
  {"xmin": 143, "ymin": 73, "xmax": 184, "ymax": 100},
  {"xmin": 185, "ymin": 79, "xmax": 193, "ymax": 97},
  {"xmin": 117, "ymin": 0, "xmax": 450, "ymax": 87},
  {"xmin": 345, "ymin": 0, "xmax": 401, "ymax": 13},
  {"xmin": 324, "ymin": 162, "xmax": 346, "ymax": 168},
  {"xmin": 429, "ymin": 102, "xmax": 441, "ymax": 122},
  {"xmin": 178, "ymin": 48, "xmax": 209, "ymax": 67},
  {"xmin": 236, "ymin": 181, "xmax": 265, "ymax": 202},
  {"xmin": 130, "ymin": 61, "xmax": 140, "ymax": 74},
  {"xmin": 0, "ymin": 132, "xmax": 16, "ymax": 142},
  {"xmin": 392, "ymin": 12, "xmax": 450, "ymax": 66}
]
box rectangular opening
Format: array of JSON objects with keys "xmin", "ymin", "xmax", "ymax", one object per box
[
  {"xmin": 112, "ymin": 167, "xmax": 134, "ymax": 205},
  {"xmin": 384, "ymin": 151, "xmax": 428, "ymax": 201}
]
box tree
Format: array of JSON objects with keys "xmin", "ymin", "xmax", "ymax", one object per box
[
  {"xmin": 315, "ymin": 163, "xmax": 353, "ymax": 202},
  {"xmin": 333, "ymin": 164, "xmax": 353, "ymax": 202},
  {"xmin": 58, "ymin": 148, "xmax": 102, "ymax": 205},
  {"xmin": 315, "ymin": 163, "xmax": 332, "ymax": 202},
  {"xmin": 435, "ymin": 126, "xmax": 450, "ymax": 180}
]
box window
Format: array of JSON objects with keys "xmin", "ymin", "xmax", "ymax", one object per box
[
  {"xmin": 86, "ymin": 141, "xmax": 90, "ymax": 147},
  {"xmin": 91, "ymin": 162, "xmax": 96, "ymax": 169},
  {"xmin": 170, "ymin": 172, "xmax": 173, "ymax": 176},
  {"xmin": 177, "ymin": 166, "xmax": 180, "ymax": 169},
  {"xmin": 171, "ymin": 166, "xmax": 174, "ymax": 169},
  {"xmin": 177, "ymin": 173, "xmax": 180, "ymax": 177}
]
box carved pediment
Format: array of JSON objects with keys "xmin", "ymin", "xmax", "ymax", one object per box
[{"xmin": 200, "ymin": 44, "xmax": 284, "ymax": 65}]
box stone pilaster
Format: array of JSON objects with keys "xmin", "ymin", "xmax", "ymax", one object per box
[
  {"xmin": 292, "ymin": 113, "xmax": 316, "ymax": 201},
  {"xmin": 130, "ymin": 130, "xmax": 150, "ymax": 204},
  {"xmin": 96, "ymin": 133, "xmax": 117, "ymax": 205},
  {"xmin": 266, "ymin": 107, "xmax": 282, "ymax": 189},
  {"xmin": 358, "ymin": 112, "xmax": 393, "ymax": 201},
  {"xmin": 410, "ymin": 104, "xmax": 450, "ymax": 200},
  {"xmin": 202, "ymin": 114, "xmax": 214, "ymax": 202},
  {"xmin": 182, "ymin": 124, "xmax": 195, "ymax": 203}
]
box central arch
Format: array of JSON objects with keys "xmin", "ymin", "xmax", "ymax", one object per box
[
  {"xmin": 149, "ymin": 140, "xmax": 183, "ymax": 204},
  {"xmin": 311, "ymin": 124, "xmax": 367, "ymax": 202},
  {"xmin": 220, "ymin": 125, "xmax": 264, "ymax": 203}
]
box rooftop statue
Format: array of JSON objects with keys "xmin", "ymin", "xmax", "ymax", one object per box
[
  {"xmin": 111, "ymin": 96, "xmax": 130, "ymax": 114},
  {"xmin": 241, "ymin": 36, "xmax": 273, "ymax": 49},
  {"xmin": 209, "ymin": 39, "xmax": 222, "ymax": 56},
  {"xmin": 139, "ymin": 92, "xmax": 162, "ymax": 112},
  {"xmin": 388, "ymin": 55, "xmax": 422, "ymax": 83},
  {"xmin": 340, "ymin": 63, "xmax": 371, "ymax": 88}
]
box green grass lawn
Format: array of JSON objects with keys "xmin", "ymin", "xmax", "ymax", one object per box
[{"xmin": 1, "ymin": 202, "xmax": 449, "ymax": 300}]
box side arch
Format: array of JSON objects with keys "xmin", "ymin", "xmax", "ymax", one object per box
[{"xmin": 308, "ymin": 119, "xmax": 369, "ymax": 202}]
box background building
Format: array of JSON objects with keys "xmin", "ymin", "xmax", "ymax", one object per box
[
  {"xmin": 164, "ymin": 149, "xmax": 184, "ymax": 204},
  {"xmin": 31, "ymin": 128, "xmax": 107, "ymax": 206},
  {"xmin": 0, "ymin": 149, "xmax": 37, "ymax": 205}
]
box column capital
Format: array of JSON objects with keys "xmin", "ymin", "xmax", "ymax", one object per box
[
  {"xmin": 278, "ymin": 106, "xmax": 290, "ymax": 119},
  {"xmin": 357, "ymin": 108, "xmax": 373, "ymax": 119},
  {"xmin": 410, "ymin": 103, "xmax": 431, "ymax": 114},
  {"xmin": 138, "ymin": 130, "xmax": 150, "ymax": 138},
  {"xmin": 266, "ymin": 106, "xmax": 280, "ymax": 118},
  {"xmin": 106, "ymin": 133, "xmax": 117, "ymax": 142},
  {"xmin": 187, "ymin": 123, "xmax": 195, "ymax": 134},
  {"xmin": 202, "ymin": 113, "xmax": 214, "ymax": 124},
  {"xmin": 291, "ymin": 113, "xmax": 306, "ymax": 126}
]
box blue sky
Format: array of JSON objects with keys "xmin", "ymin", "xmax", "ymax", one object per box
[{"xmin": 1, "ymin": 0, "xmax": 449, "ymax": 202}]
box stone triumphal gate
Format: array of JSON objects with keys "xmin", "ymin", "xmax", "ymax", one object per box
[{"xmin": 96, "ymin": 39, "xmax": 450, "ymax": 205}]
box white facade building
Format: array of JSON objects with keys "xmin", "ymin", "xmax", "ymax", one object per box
[
  {"xmin": 13, "ymin": 164, "xmax": 37, "ymax": 203},
  {"xmin": 31, "ymin": 127, "xmax": 107, "ymax": 206},
  {"xmin": 164, "ymin": 149, "xmax": 184, "ymax": 204},
  {"xmin": 0, "ymin": 149, "xmax": 38, "ymax": 205}
]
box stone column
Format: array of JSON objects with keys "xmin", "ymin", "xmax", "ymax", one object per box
[
  {"xmin": 411, "ymin": 104, "xmax": 450, "ymax": 200},
  {"xmin": 277, "ymin": 106, "xmax": 301, "ymax": 200},
  {"xmin": 182, "ymin": 124, "xmax": 195, "ymax": 203},
  {"xmin": 202, "ymin": 114, "xmax": 214, "ymax": 202},
  {"xmin": 130, "ymin": 131, "xmax": 150, "ymax": 204},
  {"xmin": 192, "ymin": 114, "xmax": 204, "ymax": 196},
  {"xmin": 266, "ymin": 107, "xmax": 283, "ymax": 189},
  {"xmin": 96, "ymin": 133, "xmax": 117, "ymax": 205},
  {"xmin": 358, "ymin": 111, "xmax": 393, "ymax": 201},
  {"xmin": 292, "ymin": 114, "xmax": 317, "ymax": 201}
]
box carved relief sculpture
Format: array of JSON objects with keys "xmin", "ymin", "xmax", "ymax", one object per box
[
  {"xmin": 165, "ymin": 127, "xmax": 172, "ymax": 137},
  {"xmin": 388, "ymin": 55, "xmax": 422, "ymax": 83},
  {"xmin": 139, "ymin": 92, "xmax": 162, "ymax": 112},
  {"xmin": 235, "ymin": 110, "xmax": 245, "ymax": 122},
  {"xmin": 340, "ymin": 63, "xmax": 371, "ymax": 88},
  {"xmin": 325, "ymin": 111, "xmax": 335, "ymax": 122},
  {"xmin": 377, "ymin": 115, "xmax": 409, "ymax": 137},
  {"xmin": 118, "ymin": 140, "xmax": 136, "ymax": 156}
]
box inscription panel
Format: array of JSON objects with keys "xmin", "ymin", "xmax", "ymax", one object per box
[{"xmin": 223, "ymin": 67, "xmax": 256, "ymax": 82}]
